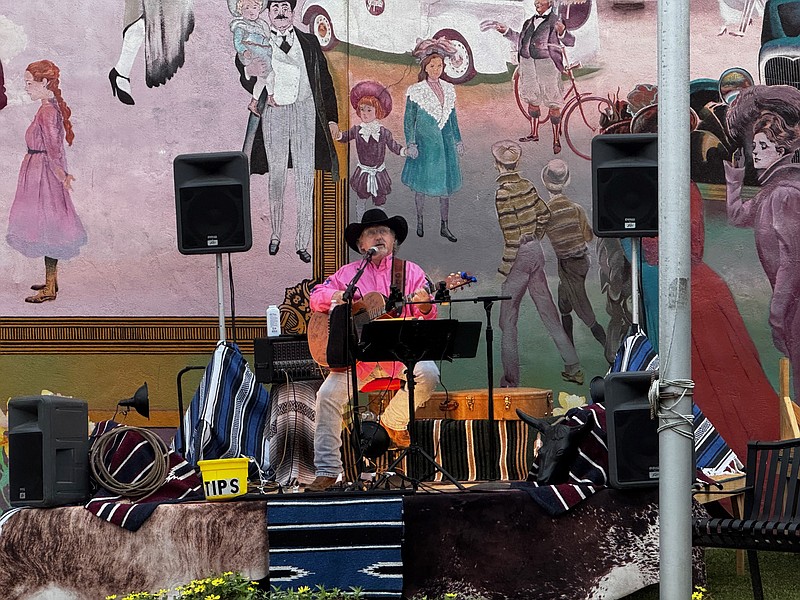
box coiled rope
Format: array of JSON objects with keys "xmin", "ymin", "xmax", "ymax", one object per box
[{"xmin": 89, "ymin": 425, "xmax": 170, "ymax": 498}]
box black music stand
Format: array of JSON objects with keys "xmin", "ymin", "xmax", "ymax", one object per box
[{"xmin": 358, "ymin": 319, "xmax": 481, "ymax": 491}]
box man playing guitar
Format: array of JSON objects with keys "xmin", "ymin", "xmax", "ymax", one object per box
[{"xmin": 306, "ymin": 208, "xmax": 439, "ymax": 492}]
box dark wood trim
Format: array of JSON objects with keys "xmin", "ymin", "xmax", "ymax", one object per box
[{"xmin": 0, "ymin": 317, "xmax": 268, "ymax": 354}]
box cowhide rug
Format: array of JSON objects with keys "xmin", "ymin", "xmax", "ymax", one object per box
[
  {"xmin": 404, "ymin": 488, "xmax": 706, "ymax": 600},
  {"xmin": 0, "ymin": 501, "xmax": 268, "ymax": 600}
]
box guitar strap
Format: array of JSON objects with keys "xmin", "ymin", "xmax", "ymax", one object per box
[{"xmin": 387, "ymin": 256, "xmax": 406, "ymax": 316}]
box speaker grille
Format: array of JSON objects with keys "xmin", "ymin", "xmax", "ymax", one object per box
[
  {"xmin": 608, "ymin": 406, "xmax": 659, "ymax": 486},
  {"xmin": 179, "ymin": 185, "xmax": 247, "ymax": 251},
  {"xmin": 9, "ymin": 431, "xmax": 44, "ymax": 503},
  {"xmin": 595, "ymin": 165, "xmax": 658, "ymax": 235}
]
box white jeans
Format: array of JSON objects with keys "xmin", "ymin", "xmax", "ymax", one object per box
[{"xmin": 313, "ymin": 361, "xmax": 440, "ymax": 478}]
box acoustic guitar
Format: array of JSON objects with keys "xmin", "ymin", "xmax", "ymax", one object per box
[{"xmin": 307, "ymin": 272, "xmax": 477, "ymax": 368}]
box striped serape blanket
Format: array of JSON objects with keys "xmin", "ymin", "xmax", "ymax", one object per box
[
  {"xmin": 85, "ymin": 420, "xmax": 203, "ymax": 531},
  {"xmin": 511, "ymin": 403, "xmax": 609, "ymax": 516},
  {"xmin": 173, "ymin": 341, "xmax": 272, "ymax": 475}
]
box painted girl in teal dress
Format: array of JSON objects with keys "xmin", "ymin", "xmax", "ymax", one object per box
[{"xmin": 401, "ymin": 37, "xmax": 464, "ymax": 243}]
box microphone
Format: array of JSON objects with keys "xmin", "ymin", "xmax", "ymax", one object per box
[{"xmin": 364, "ymin": 246, "xmax": 379, "ymax": 259}]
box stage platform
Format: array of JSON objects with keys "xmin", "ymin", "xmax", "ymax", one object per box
[{"xmin": 0, "ymin": 483, "xmax": 684, "ymax": 600}]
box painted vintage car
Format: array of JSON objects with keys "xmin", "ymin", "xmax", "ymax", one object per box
[
  {"xmin": 759, "ymin": 0, "xmax": 800, "ymax": 87},
  {"xmin": 299, "ymin": 0, "xmax": 599, "ymax": 84}
]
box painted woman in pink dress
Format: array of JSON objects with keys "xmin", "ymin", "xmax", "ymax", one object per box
[
  {"xmin": 726, "ymin": 84, "xmax": 800, "ymax": 400},
  {"xmin": 334, "ymin": 80, "xmax": 406, "ymax": 221},
  {"xmin": 6, "ymin": 60, "xmax": 87, "ymax": 303}
]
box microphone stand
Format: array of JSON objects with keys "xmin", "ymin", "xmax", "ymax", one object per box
[
  {"xmin": 341, "ymin": 251, "xmax": 374, "ymax": 488},
  {"xmin": 431, "ymin": 293, "xmax": 511, "ymax": 480}
]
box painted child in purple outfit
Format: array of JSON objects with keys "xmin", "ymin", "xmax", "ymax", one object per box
[
  {"xmin": 6, "ymin": 60, "xmax": 86, "ymax": 303},
  {"xmin": 334, "ymin": 80, "xmax": 407, "ymax": 220}
]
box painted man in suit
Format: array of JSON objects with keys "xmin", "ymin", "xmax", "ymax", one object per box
[
  {"xmin": 240, "ymin": 0, "xmax": 339, "ymax": 263},
  {"xmin": 486, "ymin": 0, "xmax": 575, "ymax": 154}
]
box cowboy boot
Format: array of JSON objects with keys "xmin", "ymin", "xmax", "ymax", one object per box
[
  {"xmin": 26, "ymin": 257, "xmax": 57, "ymax": 303},
  {"xmin": 440, "ymin": 220, "xmax": 457, "ymax": 242},
  {"xmin": 415, "ymin": 193, "xmax": 425, "ymax": 237}
]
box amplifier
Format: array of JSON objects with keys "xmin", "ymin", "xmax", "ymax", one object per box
[{"xmin": 254, "ymin": 335, "xmax": 325, "ymax": 384}]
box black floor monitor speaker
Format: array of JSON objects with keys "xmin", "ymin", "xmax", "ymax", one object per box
[
  {"xmin": 604, "ymin": 371, "xmax": 659, "ymax": 489},
  {"xmin": 8, "ymin": 395, "xmax": 90, "ymax": 507},
  {"xmin": 592, "ymin": 134, "xmax": 658, "ymax": 238},
  {"xmin": 174, "ymin": 151, "xmax": 252, "ymax": 254}
]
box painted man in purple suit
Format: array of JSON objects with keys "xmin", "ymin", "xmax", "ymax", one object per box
[{"xmin": 485, "ymin": 0, "xmax": 575, "ymax": 154}]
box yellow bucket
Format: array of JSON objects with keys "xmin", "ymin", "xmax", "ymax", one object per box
[{"xmin": 197, "ymin": 457, "xmax": 249, "ymax": 500}]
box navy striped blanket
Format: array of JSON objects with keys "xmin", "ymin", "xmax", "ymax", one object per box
[
  {"xmin": 174, "ymin": 342, "xmax": 272, "ymax": 475},
  {"xmin": 268, "ymin": 495, "xmax": 404, "ymax": 599},
  {"xmin": 85, "ymin": 421, "xmax": 203, "ymax": 531},
  {"xmin": 612, "ymin": 326, "xmax": 742, "ymax": 475}
]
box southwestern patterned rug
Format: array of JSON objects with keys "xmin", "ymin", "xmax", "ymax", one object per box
[{"xmin": 267, "ymin": 495, "xmax": 404, "ymax": 599}]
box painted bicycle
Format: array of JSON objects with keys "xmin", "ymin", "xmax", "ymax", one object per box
[{"xmin": 513, "ymin": 42, "xmax": 612, "ymax": 160}]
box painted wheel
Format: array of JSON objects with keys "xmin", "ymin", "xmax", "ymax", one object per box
[
  {"xmin": 563, "ymin": 95, "xmax": 614, "ymax": 160},
  {"xmin": 306, "ymin": 7, "xmax": 338, "ymax": 51},
  {"xmin": 434, "ymin": 28, "xmax": 477, "ymax": 85}
]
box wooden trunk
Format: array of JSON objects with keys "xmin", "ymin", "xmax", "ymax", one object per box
[{"xmin": 413, "ymin": 387, "xmax": 553, "ymax": 420}]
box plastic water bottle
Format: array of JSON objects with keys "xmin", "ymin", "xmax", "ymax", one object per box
[{"xmin": 266, "ymin": 305, "xmax": 281, "ymax": 337}]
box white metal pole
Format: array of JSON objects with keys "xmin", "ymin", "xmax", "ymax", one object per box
[
  {"xmin": 216, "ymin": 253, "xmax": 226, "ymax": 343},
  {"xmin": 658, "ymin": 0, "xmax": 693, "ymax": 597}
]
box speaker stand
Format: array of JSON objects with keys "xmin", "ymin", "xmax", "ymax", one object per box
[
  {"xmin": 216, "ymin": 253, "xmax": 226, "ymax": 342},
  {"xmin": 630, "ymin": 238, "xmax": 640, "ymax": 326}
]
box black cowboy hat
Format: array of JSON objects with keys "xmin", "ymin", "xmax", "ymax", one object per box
[{"xmin": 344, "ymin": 208, "xmax": 408, "ymax": 252}]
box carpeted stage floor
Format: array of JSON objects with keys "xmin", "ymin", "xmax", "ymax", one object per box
[{"xmin": 0, "ymin": 485, "xmax": 676, "ymax": 600}]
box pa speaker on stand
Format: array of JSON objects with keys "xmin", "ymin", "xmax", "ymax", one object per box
[
  {"xmin": 592, "ymin": 133, "xmax": 658, "ymax": 238},
  {"xmin": 591, "ymin": 133, "xmax": 658, "ymax": 330},
  {"xmin": 174, "ymin": 152, "xmax": 252, "ymax": 254},
  {"xmin": 173, "ymin": 151, "xmax": 252, "ymax": 343}
]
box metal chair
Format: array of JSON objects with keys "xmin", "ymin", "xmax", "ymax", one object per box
[{"xmin": 693, "ymin": 437, "xmax": 800, "ymax": 600}]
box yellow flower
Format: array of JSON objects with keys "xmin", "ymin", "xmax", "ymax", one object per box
[
  {"xmin": 552, "ymin": 392, "xmax": 587, "ymax": 416},
  {"xmin": 105, "ymin": 596, "xmax": 118, "ymax": 600},
  {"xmin": 298, "ymin": 586, "xmax": 312, "ymax": 593},
  {"xmin": 211, "ymin": 578, "xmax": 224, "ymax": 586},
  {"xmin": 204, "ymin": 595, "xmax": 220, "ymax": 600}
]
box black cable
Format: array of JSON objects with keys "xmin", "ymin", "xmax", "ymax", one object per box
[
  {"xmin": 636, "ymin": 238, "xmax": 650, "ymax": 339},
  {"xmin": 227, "ymin": 253, "xmax": 237, "ymax": 344}
]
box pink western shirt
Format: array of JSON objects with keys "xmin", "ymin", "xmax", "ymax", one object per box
[{"xmin": 309, "ymin": 254, "xmax": 437, "ymax": 380}]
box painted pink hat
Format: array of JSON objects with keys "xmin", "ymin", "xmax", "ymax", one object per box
[{"xmin": 349, "ymin": 80, "xmax": 392, "ymax": 118}]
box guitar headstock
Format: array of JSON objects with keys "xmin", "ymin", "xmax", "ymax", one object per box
[{"xmin": 445, "ymin": 271, "xmax": 478, "ymax": 292}]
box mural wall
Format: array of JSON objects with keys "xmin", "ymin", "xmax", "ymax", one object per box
[{"xmin": 0, "ymin": 0, "xmax": 793, "ymax": 444}]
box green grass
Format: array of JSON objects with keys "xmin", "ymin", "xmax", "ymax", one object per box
[{"xmin": 624, "ymin": 548, "xmax": 800, "ymax": 599}]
